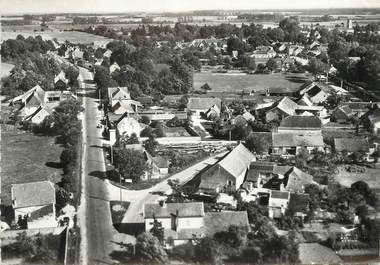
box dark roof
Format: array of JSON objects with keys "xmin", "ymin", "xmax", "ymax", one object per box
[
  {"xmin": 285, "ymin": 167, "xmax": 316, "ymax": 193},
  {"xmin": 279, "ymin": 115, "xmax": 322, "ymax": 129},
  {"xmin": 333, "ymin": 137, "xmax": 370, "ymax": 152},
  {"xmin": 12, "ymin": 181, "xmax": 55, "ymax": 208},
  {"xmin": 245, "ymin": 161, "xmax": 291, "ymax": 182},
  {"xmin": 270, "ymin": 190, "xmax": 290, "ymax": 200},
  {"xmin": 203, "ymin": 211, "xmax": 250, "ymax": 236},
  {"xmin": 143, "ymin": 202, "xmax": 204, "ymax": 218}
]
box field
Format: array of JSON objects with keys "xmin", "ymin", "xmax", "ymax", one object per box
[
  {"xmin": 1, "ymin": 30, "xmax": 112, "ymax": 44},
  {"xmin": 193, "ymin": 72, "xmax": 311, "ymax": 93},
  {"xmin": 333, "ymin": 165, "xmax": 380, "ymax": 189},
  {"xmin": 1, "ymin": 126, "xmax": 63, "ymax": 205},
  {"xmin": 0, "ymin": 62, "xmax": 14, "ymax": 78}
]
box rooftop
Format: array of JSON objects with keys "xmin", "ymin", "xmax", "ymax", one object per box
[
  {"xmin": 12, "ymin": 181, "xmax": 55, "ymax": 208},
  {"xmin": 279, "ymin": 115, "xmax": 322, "ymax": 129},
  {"xmin": 143, "ymin": 202, "xmax": 205, "ymax": 219},
  {"xmin": 333, "ymin": 137, "xmax": 370, "ymax": 153}
]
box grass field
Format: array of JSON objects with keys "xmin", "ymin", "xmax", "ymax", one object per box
[
  {"xmin": 1, "ymin": 126, "xmax": 63, "ymax": 205},
  {"xmin": 1, "ymin": 30, "xmax": 112, "ymax": 44},
  {"xmin": 0, "ymin": 62, "xmax": 14, "ymax": 78},
  {"xmin": 193, "ymin": 72, "xmax": 311, "ymax": 92},
  {"xmin": 333, "ymin": 165, "xmax": 380, "ymax": 189}
]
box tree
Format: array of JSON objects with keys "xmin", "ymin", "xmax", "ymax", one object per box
[
  {"xmin": 150, "ymin": 218, "xmax": 165, "ymax": 244},
  {"xmin": 201, "ymin": 83, "xmax": 212, "ymax": 91},
  {"xmin": 227, "ymin": 37, "xmax": 245, "ymax": 55},
  {"xmin": 308, "ymin": 58, "xmax": 328, "ymax": 78},
  {"xmin": 135, "ymin": 232, "xmax": 168, "ymax": 263},
  {"xmin": 245, "ymin": 133, "xmax": 270, "ymax": 154},
  {"xmin": 143, "ymin": 136, "xmax": 158, "ymax": 156},
  {"xmin": 194, "ymin": 237, "xmax": 221, "ymax": 264},
  {"xmin": 266, "ymin": 58, "xmax": 278, "ymax": 72},
  {"xmin": 114, "ymin": 148, "xmax": 147, "ymax": 182}
]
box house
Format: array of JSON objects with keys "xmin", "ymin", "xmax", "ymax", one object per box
[
  {"xmin": 333, "ymin": 137, "xmax": 371, "ymax": 158},
  {"xmin": 103, "ymin": 49, "xmax": 112, "ymax": 58},
  {"xmin": 107, "ymin": 87, "xmax": 131, "ymax": 106},
  {"xmin": 143, "ymin": 202, "xmax": 249, "ymax": 248},
  {"xmin": 251, "ymin": 46, "xmax": 276, "ymax": 59},
  {"xmin": 11, "ymin": 181, "xmax": 56, "ymax": 229},
  {"xmin": 12, "ymin": 85, "xmax": 46, "ymax": 117},
  {"xmin": 244, "ymin": 161, "xmax": 291, "ymax": 190},
  {"xmin": 205, "ymin": 104, "xmax": 221, "ymax": 120},
  {"xmin": 331, "ymin": 105, "xmax": 355, "ymax": 123},
  {"xmin": 54, "ymin": 71, "xmax": 69, "ymax": 89},
  {"xmin": 288, "ymin": 45, "xmax": 304, "ymax": 56},
  {"xmin": 187, "ymin": 97, "xmax": 222, "ymax": 118},
  {"xmin": 268, "ymin": 190, "xmax": 290, "ymax": 219},
  {"xmin": 111, "ymin": 100, "xmax": 142, "ymax": 115},
  {"xmin": 277, "ymin": 115, "xmax": 322, "ymax": 134},
  {"xmin": 109, "ymin": 62, "xmax": 120, "ymax": 73},
  {"xmin": 143, "ymin": 151, "xmax": 169, "ymax": 180},
  {"xmin": 242, "ymin": 111, "xmax": 255, "ymax": 122},
  {"xmin": 249, "ymin": 132, "xmax": 324, "ymax": 155},
  {"xmin": 265, "ymin": 97, "xmax": 299, "ymax": 122},
  {"xmin": 298, "ymin": 82, "xmax": 329, "ymax": 104},
  {"xmin": 271, "ymin": 132, "xmax": 325, "ymax": 155},
  {"xmin": 116, "ymin": 116, "xmax": 141, "ymax": 138},
  {"xmin": 199, "ymin": 143, "xmax": 255, "ymax": 194},
  {"xmin": 23, "ymin": 105, "xmax": 53, "ymax": 124},
  {"xmin": 245, "ymin": 162, "xmax": 316, "ymax": 193}
]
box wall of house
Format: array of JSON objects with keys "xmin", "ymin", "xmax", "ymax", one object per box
[
  {"xmin": 277, "ymin": 128, "xmax": 322, "ymax": 134},
  {"xmin": 14, "ymin": 205, "xmax": 57, "ymax": 229},
  {"xmin": 269, "ymin": 197, "xmax": 289, "ymax": 208},
  {"xmin": 145, "ymin": 216, "xmax": 204, "ymax": 231}
]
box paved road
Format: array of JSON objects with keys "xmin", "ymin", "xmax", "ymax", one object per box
[{"xmin": 78, "ymin": 67, "xmax": 124, "ymax": 265}]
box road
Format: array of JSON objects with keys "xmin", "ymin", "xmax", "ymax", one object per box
[
  {"xmin": 78, "ymin": 67, "xmax": 128, "ymax": 265},
  {"xmin": 106, "ymin": 151, "xmax": 227, "ymax": 223}
]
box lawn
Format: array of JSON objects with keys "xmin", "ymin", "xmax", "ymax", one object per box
[
  {"xmin": 333, "ymin": 165, "xmax": 380, "ymax": 189},
  {"xmin": 1, "ymin": 126, "xmax": 64, "ymax": 205},
  {"xmin": 193, "ymin": 72, "xmax": 311, "ymax": 92}
]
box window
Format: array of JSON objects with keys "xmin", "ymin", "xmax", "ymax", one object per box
[{"xmin": 227, "ymin": 180, "xmax": 233, "ymax": 186}]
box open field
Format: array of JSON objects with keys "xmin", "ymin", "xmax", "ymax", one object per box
[
  {"xmin": 333, "ymin": 165, "xmax": 380, "ymax": 189},
  {"xmin": 1, "ymin": 30, "xmax": 112, "ymax": 44},
  {"xmin": 0, "ymin": 62, "xmax": 14, "ymax": 78},
  {"xmin": 1, "ymin": 126, "xmax": 63, "ymax": 205},
  {"xmin": 193, "ymin": 72, "xmax": 311, "ymax": 92}
]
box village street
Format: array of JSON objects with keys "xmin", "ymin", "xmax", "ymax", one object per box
[{"xmin": 77, "ymin": 67, "xmax": 133, "ymax": 265}]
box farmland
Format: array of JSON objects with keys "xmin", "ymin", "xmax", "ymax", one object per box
[
  {"xmin": 193, "ymin": 71, "xmax": 311, "ymax": 93},
  {"xmin": 1, "ymin": 126, "xmax": 63, "ymax": 205}
]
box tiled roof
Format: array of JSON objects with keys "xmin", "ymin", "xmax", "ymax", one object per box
[
  {"xmin": 333, "ymin": 137, "xmax": 370, "ymax": 153},
  {"xmin": 299, "ymin": 243, "xmax": 342, "ymax": 264},
  {"xmin": 12, "ymin": 181, "xmax": 55, "ymax": 208},
  {"xmin": 279, "ymin": 115, "xmax": 322, "ymax": 129},
  {"xmin": 187, "ymin": 97, "xmax": 221, "ymax": 111},
  {"xmin": 275, "ymin": 97, "xmax": 298, "ymax": 116},
  {"xmin": 285, "ymin": 167, "xmax": 316, "ymax": 193},
  {"xmin": 218, "ymin": 143, "xmax": 255, "ymax": 179},
  {"xmin": 143, "ymin": 202, "xmax": 205, "ymax": 218},
  {"xmin": 270, "ymin": 190, "xmax": 290, "ymax": 200},
  {"xmin": 272, "ymin": 133, "xmax": 324, "ymax": 147},
  {"xmin": 203, "ymin": 211, "xmax": 249, "ymax": 236}
]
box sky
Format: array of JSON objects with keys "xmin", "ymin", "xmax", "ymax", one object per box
[{"xmin": 1, "ymin": 0, "xmax": 380, "ymax": 15}]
